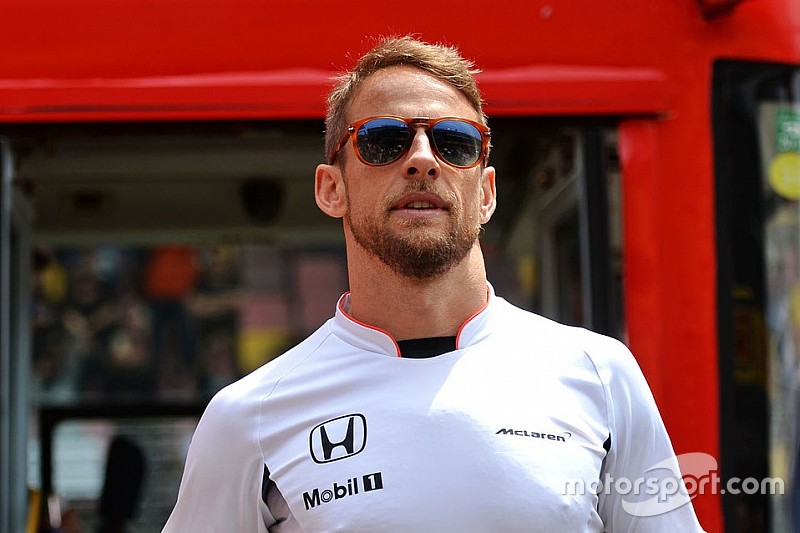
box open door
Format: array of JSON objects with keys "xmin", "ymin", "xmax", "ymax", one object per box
[{"xmin": 10, "ymin": 118, "xmax": 623, "ymax": 529}]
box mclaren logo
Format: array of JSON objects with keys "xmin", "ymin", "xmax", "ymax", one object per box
[
  {"xmin": 309, "ymin": 414, "xmax": 367, "ymax": 464},
  {"xmin": 496, "ymin": 428, "xmax": 572, "ymax": 442}
]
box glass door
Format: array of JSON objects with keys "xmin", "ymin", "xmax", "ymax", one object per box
[
  {"xmin": 715, "ymin": 60, "xmax": 800, "ymax": 532},
  {"xmin": 759, "ymin": 96, "xmax": 800, "ymax": 533}
]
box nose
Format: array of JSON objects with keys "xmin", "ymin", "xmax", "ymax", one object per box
[{"xmin": 402, "ymin": 127, "xmax": 440, "ymax": 179}]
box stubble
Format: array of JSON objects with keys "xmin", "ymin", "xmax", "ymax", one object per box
[{"xmin": 345, "ymin": 180, "xmax": 481, "ymax": 279}]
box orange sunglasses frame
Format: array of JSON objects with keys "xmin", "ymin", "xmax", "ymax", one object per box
[{"xmin": 329, "ymin": 115, "xmax": 491, "ymax": 168}]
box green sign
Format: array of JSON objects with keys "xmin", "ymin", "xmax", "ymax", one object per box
[{"xmin": 776, "ymin": 108, "xmax": 800, "ymax": 153}]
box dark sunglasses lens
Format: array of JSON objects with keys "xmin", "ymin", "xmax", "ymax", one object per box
[
  {"xmin": 356, "ymin": 118, "xmax": 411, "ymax": 165},
  {"xmin": 431, "ymin": 120, "xmax": 483, "ymax": 167}
]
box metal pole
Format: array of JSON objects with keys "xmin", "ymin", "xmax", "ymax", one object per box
[
  {"xmin": 0, "ymin": 136, "xmax": 30, "ymax": 533},
  {"xmin": 12, "ymin": 176, "xmax": 32, "ymax": 533},
  {"xmin": 0, "ymin": 137, "xmax": 13, "ymax": 533}
]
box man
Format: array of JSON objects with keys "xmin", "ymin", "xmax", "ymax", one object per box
[{"xmin": 163, "ymin": 36, "xmax": 705, "ymax": 532}]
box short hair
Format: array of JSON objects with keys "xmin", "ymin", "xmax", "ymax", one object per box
[{"xmin": 324, "ymin": 35, "xmax": 486, "ymax": 164}]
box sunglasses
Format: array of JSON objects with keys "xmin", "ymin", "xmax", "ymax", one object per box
[{"xmin": 329, "ymin": 116, "xmax": 491, "ymax": 169}]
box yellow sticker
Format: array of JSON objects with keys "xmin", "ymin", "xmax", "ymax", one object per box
[{"xmin": 768, "ymin": 152, "xmax": 800, "ymax": 200}]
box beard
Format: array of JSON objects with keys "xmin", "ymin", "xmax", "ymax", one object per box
[{"xmin": 345, "ymin": 180, "xmax": 481, "ymax": 279}]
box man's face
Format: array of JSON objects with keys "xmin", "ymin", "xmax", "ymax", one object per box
[{"xmin": 334, "ymin": 65, "xmax": 496, "ymax": 279}]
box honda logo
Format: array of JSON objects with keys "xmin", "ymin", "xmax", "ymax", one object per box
[{"xmin": 309, "ymin": 414, "xmax": 367, "ymax": 464}]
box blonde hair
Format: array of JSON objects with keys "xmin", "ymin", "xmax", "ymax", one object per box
[{"xmin": 324, "ymin": 36, "xmax": 485, "ymax": 164}]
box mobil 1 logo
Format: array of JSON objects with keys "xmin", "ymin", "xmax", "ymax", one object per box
[{"xmin": 302, "ymin": 472, "xmax": 384, "ymax": 510}]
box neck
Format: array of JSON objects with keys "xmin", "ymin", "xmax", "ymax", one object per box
[{"xmin": 345, "ymin": 241, "xmax": 489, "ymax": 341}]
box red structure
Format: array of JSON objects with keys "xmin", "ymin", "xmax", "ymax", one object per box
[{"xmin": 3, "ymin": 1, "xmax": 799, "ymax": 531}]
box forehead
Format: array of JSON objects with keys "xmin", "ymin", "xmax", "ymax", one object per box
[{"xmin": 346, "ymin": 65, "xmax": 479, "ymax": 123}]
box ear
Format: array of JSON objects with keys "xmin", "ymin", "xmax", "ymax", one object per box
[
  {"xmin": 479, "ymin": 165, "xmax": 497, "ymax": 224},
  {"xmin": 315, "ymin": 164, "xmax": 347, "ymax": 219}
]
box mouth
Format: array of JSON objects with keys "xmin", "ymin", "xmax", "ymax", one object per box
[{"xmin": 392, "ymin": 192, "xmax": 447, "ymax": 212}]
